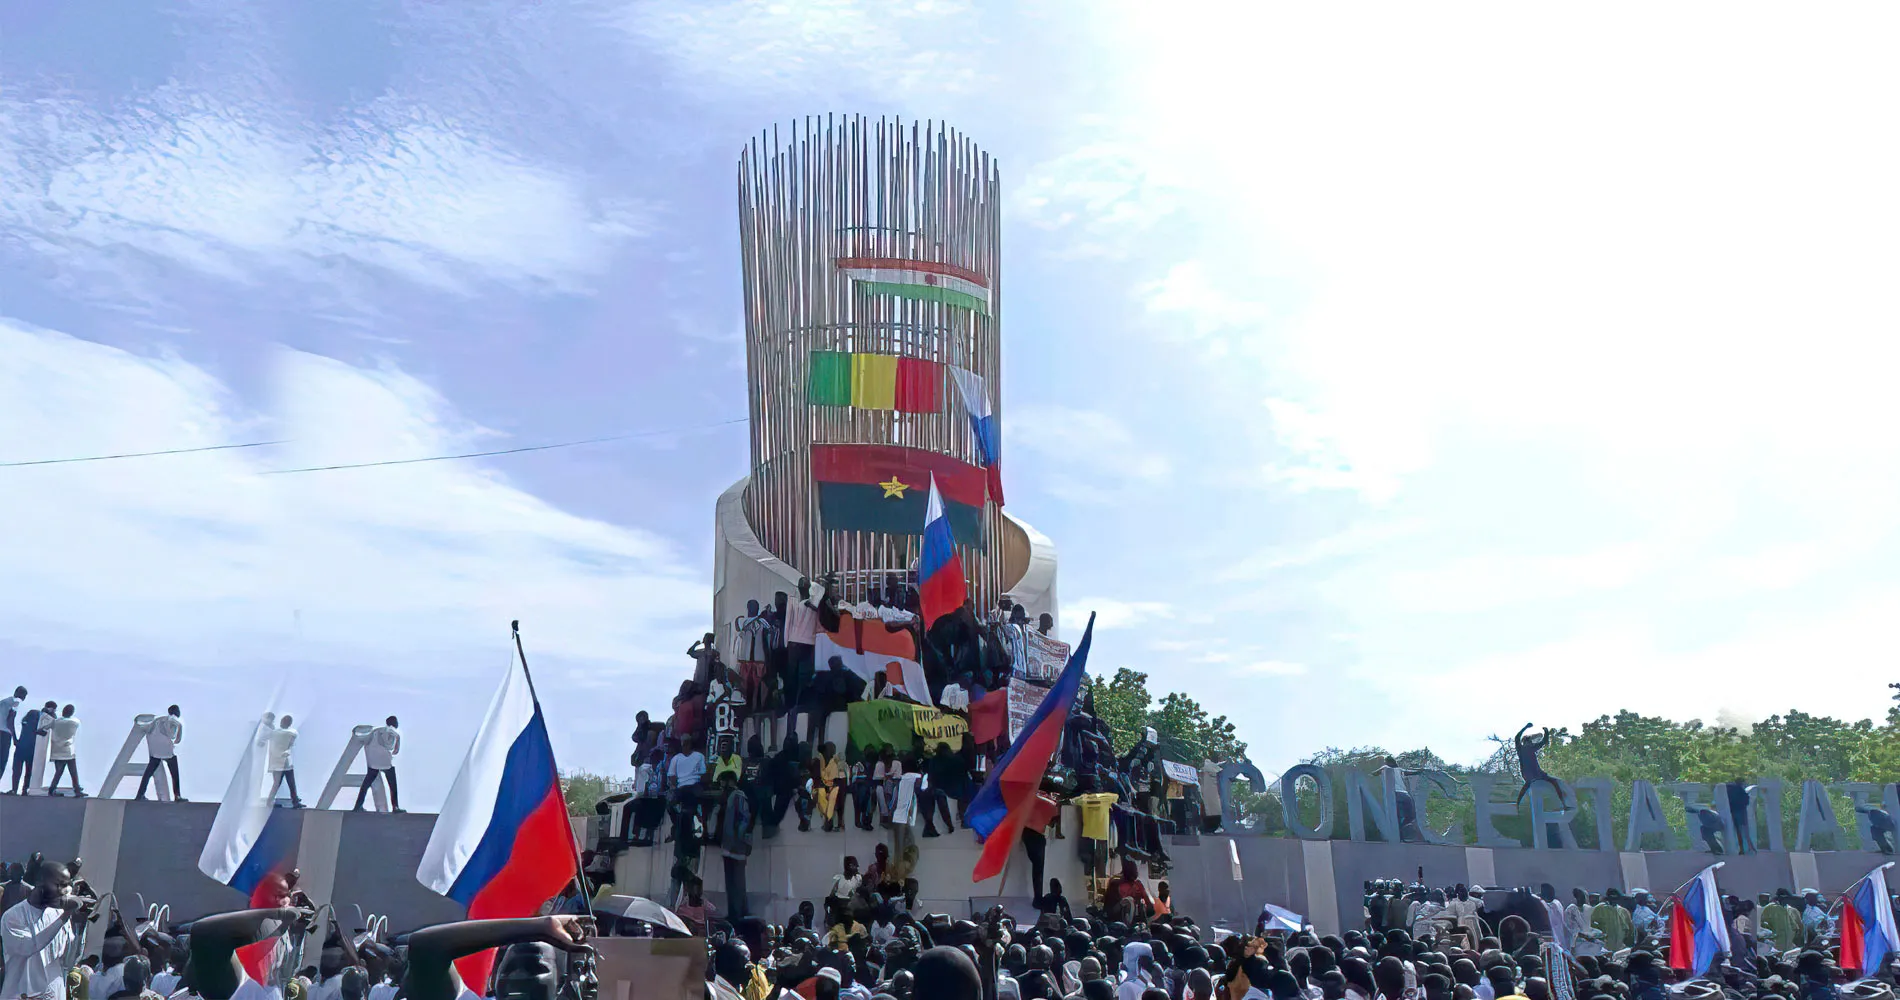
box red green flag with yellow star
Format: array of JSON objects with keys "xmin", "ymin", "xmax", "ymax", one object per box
[{"xmin": 810, "ymin": 444, "xmax": 987, "ymax": 549}]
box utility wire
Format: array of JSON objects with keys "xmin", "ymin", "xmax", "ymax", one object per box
[
  {"xmin": 0, "ymin": 417, "xmax": 746, "ymax": 473},
  {"xmin": 259, "ymin": 417, "xmax": 746, "ymax": 475},
  {"xmin": 0, "ymin": 440, "xmax": 285, "ymax": 468}
]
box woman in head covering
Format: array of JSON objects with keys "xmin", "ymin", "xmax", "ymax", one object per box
[{"xmin": 1119, "ymin": 943, "xmax": 1156, "ymax": 1000}]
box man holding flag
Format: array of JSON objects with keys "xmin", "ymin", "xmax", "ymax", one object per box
[
  {"xmin": 417, "ymin": 624, "xmax": 584, "ymax": 995},
  {"xmin": 1667, "ymin": 863, "xmax": 1731, "ymax": 977},
  {"xmin": 1840, "ymin": 864, "xmax": 1900, "ymax": 978},
  {"xmin": 967, "ymin": 613, "xmax": 1096, "ymax": 885},
  {"xmin": 199, "ymin": 711, "xmax": 307, "ymax": 992}
]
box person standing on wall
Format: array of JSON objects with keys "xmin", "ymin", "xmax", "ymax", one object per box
[
  {"xmin": 135, "ymin": 706, "xmax": 185, "ymax": 802},
  {"xmin": 0, "ymin": 687, "xmax": 22, "ymax": 792},
  {"xmin": 47, "ymin": 705, "xmax": 82, "ymax": 797},
  {"xmin": 8, "ymin": 700, "xmax": 49, "ymax": 796},
  {"xmin": 352, "ymin": 716, "xmax": 402, "ymax": 813},
  {"xmin": 267, "ymin": 715, "xmax": 304, "ymax": 809}
]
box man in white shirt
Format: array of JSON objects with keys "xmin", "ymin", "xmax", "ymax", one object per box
[
  {"xmin": 352, "ymin": 716, "xmax": 402, "ymax": 813},
  {"xmin": 1, "ymin": 859, "xmax": 85, "ymax": 1000},
  {"xmin": 135, "ymin": 706, "xmax": 186, "ymax": 802},
  {"xmin": 0, "ymin": 687, "xmax": 22, "ymax": 791},
  {"xmin": 47, "ymin": 705, "xmax": 82, "ymax": 797},
  {"xmin": 266, "ymin": 715, "xmax": 304, "ymax": 809},
  {"xmin": 666, "ymin": 735, "xmax": 708, "ymax": 839}
]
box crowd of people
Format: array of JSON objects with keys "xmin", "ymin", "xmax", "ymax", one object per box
[
  {"xmin": 598, "ymin": 574, "xmax": 1221, "ymax": 921},
  {"xmin": 1346, "ymin": 875, "xmax": 1900, "ymax": 1000},
  {"xmin": 0, "ymin": 852, "xmax": 599, "ymax": 1000},
  {"xmin": 1357, "ymin": 879, "xmax": 1855, "ymax": 958}
]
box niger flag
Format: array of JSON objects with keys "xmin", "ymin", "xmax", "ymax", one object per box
[{"xmin": 811, "ymin": 444, "xmax": 986, "ymax": 549}]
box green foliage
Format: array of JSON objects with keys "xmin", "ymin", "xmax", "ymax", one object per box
[
  {"xmin": 1085, "ymin": 668, "xmax": 1248, "ymax": 766},
  {"xmin": 560, "ymin": 768, "xmax": 621, "ymax": 815},
  {"xmin": 1258, "ymin": 706, "xmax": 1900, "ymax": 847}
]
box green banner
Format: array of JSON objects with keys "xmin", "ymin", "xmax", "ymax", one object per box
[{"xmin": 847, "ymin": 699, "xmax": 967, "ymax": 754}]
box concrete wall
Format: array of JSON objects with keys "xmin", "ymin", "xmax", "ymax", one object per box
[
  {"xmin": 0, "ymin": 797, "xmax": 466, "ymax": 930},
  {"xmin": 9, "ymin": 793, "xmax": 1897, "ymax": 938}
]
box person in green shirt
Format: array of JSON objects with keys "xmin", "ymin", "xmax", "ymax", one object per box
[
  {"xmin": 1592, "ymin": 888, "xmax": 1634, "ymax": 952},
  {"xmin": 1760, "ymin": 888, "xmax": 1802, "ymax": 956}
]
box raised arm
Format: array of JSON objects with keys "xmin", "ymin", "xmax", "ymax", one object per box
[
  {"xmin": 188, "ymin": 907, "xmax": 310, "ymax": 1000},
  {"xmin": 331, "ymin": 911, "xmax": 362, "ymax": 970},
  {"xmin": 403, "ymin": 916, "xmax": 593, "ymax": 1000},
  {"xmin": 1513, "ymin": 723, "xmax": 1532, "ymax": 748}
]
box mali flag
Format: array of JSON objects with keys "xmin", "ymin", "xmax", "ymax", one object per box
[{"xmin": 811, "ymin": 444, "xmax": 987, "ymax": 549}]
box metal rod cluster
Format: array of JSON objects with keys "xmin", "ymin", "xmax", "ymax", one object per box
[{"xmin": 737, "ymin": 115, "xmax": 1007, "ymax": 605}]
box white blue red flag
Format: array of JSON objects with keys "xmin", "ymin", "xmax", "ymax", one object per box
[
  {"xmin": 967, "ymin": 613, "xmax": 1094, "ymax": 882},
  {"xmin": 949, "ymin": 366, "xmax": 1003, "ymax": 504},
  {"xmin": 1667, "ymin": 863, "xmax": 1730, "ymax": 975},
  {"xmin": 418, "ymin": 649, "xmax": 575, "ymax": 991},
  {"xmin": 918, "ymin": 474, "xmax": 968, "ymax": 629},
  {"xmin": 1840, "ymin": 864, "xmax": 1899, "ymax": 975},
  {"xmin": 199, "ymin": 713, "xmax": 301, "ymax": 983}
]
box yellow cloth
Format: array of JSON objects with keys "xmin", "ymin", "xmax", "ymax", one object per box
[
  {"xmin": 713, "ymin": 753, "xmax": 742, "ymax": 782},
  {"xmin": 827, "ymin": 921, "xmax": 866, "ymax": 950},
  {"xmin": 850, "ymin": 354, "xmax": 898, "ymax": 409},
  {"xmin": 743, "ymin": 965, "xmax": 772, "ymax": 1000},
  {"xmin": 815, "ymin": 786, "xmax": 839, "ymax": 820},
  {"xmin": 1076, "ymin": 792, "xmax": 1118, "ymax": 841}
]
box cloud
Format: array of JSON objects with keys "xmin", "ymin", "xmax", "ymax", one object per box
[
  {"xmin": 1233, "ymin": 661, "xmax": 1309, "ymax": 678},
  {"xmin": 1065, "ymin": 598, "xmax": 1173, "ymax": 631},
  {"xmin": 1008, "ymin": 404, "xmax": 1170, "ymax": 502},
  {"xmin": 0, "ymin": 318, "xmax": 706, "ymax": 794},
  {"xmin": 616, "ymin": 0, "xmax": 988, "ymax": 99},
  {"xmin": 0, "ymin": 71, "xmax": 645, "ymax": 296}
]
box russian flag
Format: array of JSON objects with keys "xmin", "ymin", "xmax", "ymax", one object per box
[
  {"xmin": 967, "ymin": 613, "xmax": 1094, "ymax": 882},
  {"xmin": 918, "ymin": 475, "xmax": 968, "ymax": 629},
  {"xmin": 199, "ymin": 713, "xmax": 302, "ymax": 983},
  {"xmin": 1668, "ymin": 863, "xmax": 1731, "ymax": 975},
  {"xmin": 1840, "ymin": 864, "xmax": 1899, "ymax": 974},
  {"xmin": 949, "ymin": 366, "xmax": 1003, "ymax": 505},
  {"xmin": 418, "ymin": 650, "xmax": 576, "ymax": 992}
]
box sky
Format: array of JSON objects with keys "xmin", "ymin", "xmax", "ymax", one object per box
[{"xmin": 6, "ymin": 1, "xmax": 1900, "ymax": 806}]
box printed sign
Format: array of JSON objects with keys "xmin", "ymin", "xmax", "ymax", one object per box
[
  {"xmin": 1007, "ymin": 678, "xmax": 1053, "ymax": 741},
  {"xmin": 1021, "ymin": 629, "xmax": 1071, "ymax": 683}
]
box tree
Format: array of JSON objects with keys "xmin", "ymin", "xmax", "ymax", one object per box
[
  {"xmin": 1085, "ymin": 668, "xmax": 1248, "ymax": 765},
  {"xmin": 561, "ymin": 769, "xmax": 619, "ymax": 815}
]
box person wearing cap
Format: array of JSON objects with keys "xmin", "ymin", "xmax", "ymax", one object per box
[
  {"xmin": 1801, "ymin": 891, "xmax": 1835, "ymax": 948},
  {"xmin": 1630, "ymin": 891, "xmax": 1662, "ymax": 947},
  {"xmin": 1446, "ymin": 885, "xmax": 1482, "ymax": 947}
]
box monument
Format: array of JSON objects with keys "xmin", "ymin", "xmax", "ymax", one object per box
[{"xmin": 712, "ymin": 115, "xmax": 1058, "ymax": 638}]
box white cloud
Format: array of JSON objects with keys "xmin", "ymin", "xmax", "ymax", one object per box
[
  {"xmin": 0, "ymin": 83, "xmax": 644, "ymax": 293},
  {"xmin": 0, "ymin": 319, "xmax": 705, "ymax": 796},
  {"xmin": 1008, "ymin": 404, "xmax": 1170, "ymax": 502},
  {"xmin": 1233, "ymin": 661, "xmax": 1309, "ymax": 678},
  {"xmin": 1066, "ymin": 598, "xmax": 1174, "ymax": 631},
  {"xmin": 1375, "ymin": 544, "xmax": 1658, "ymax": 616},
  {"xmin": 616, "ymin": 0, "xmax": 987, "ymax": 99}
]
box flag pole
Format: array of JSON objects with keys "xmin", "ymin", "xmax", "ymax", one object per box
[
  {"xmin": 1656, "ymin": 861, "xmax": 1724, "ymax": 921},
  {"xmin": 1826, "ymin": 861, "xmax": 1894, "ymax": 921},
  {"xmin": 511, "ymin": 620, "xmax": 595, "ymax": 924}
]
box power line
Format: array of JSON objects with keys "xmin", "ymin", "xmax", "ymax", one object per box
[
  {"xmin": 259, "ymin": 417, "xmax": 747, "ymax": 475},
  {"xmin": 0, "ymin": 417, "xmax": 748, "ymax": 473},
  {"xmin": 0, "ymin": 440, "xmax": 286, "ymax": 468}
]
